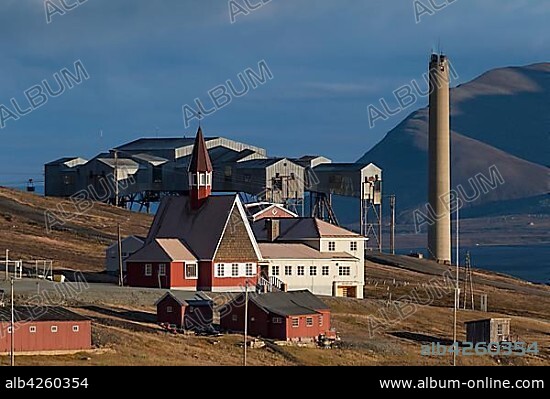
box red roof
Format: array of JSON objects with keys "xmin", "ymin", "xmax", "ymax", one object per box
[{"xmin": 188, "ymin": 127, "xmax": 213, "ymax": 172}]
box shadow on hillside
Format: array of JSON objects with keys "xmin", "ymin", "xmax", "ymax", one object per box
[
  {"xmin": 390, "ymin": 331, "xmax": 455, "ymax": 346},
  {"xmin": 81, "ymin": 305, "xmax": 156, "ymax": 324}
]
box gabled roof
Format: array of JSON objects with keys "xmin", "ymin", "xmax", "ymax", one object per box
[
  {"xmin": 126, "ymin": 238, "xmax": 197, "ymax": 262},
  {"xmin": 227, "ymin": 290, "xmax": 329, "ymax": 317},
  {"xmin": 252, "ymin": 218, "xmax": 362, "ymax": 241},
  {"xmin": 245, "ymin": 203, "xmax": 298, "ymax": 219},
  {"xmin": 45, "ymin": 157, "xmax": 87, "ymax": 168},
  {"xmin": 188, "ymin": 127, "xmax": 213, "ymax": 172},
  {"xmin": 155, "ymin": 291, "xmax": 213, "ymax": 307},
  {"xmin": 259, "ymin": 243, "xmax": 357, "ymax": 260},
  {"xmin": 208, "ymin": 147, "xmax": 261, "ymax": 165},
  {"xmin": 106, "ymin": 235, "xmax": 145, "ymax": 251},
  {"xmin": 313, "ymin": 163, "xmax": 364, "ymax": 172},
  {"xmin": 115, "ymin": 137, "xmax": 218, "ymax": 152},
  {"xmin": 132, "ymin": 153, "xmax": 169, "ymax": 166},
  {"xmin": 235, "ymin": 158, "xmax": 292, "ymax": 169},
  {"xmin": 146, "ymin": 194, "xmax": 261, "ymax": 261},
  {"xmin": 0, "ymin": 306, "xmax": 88, "ymax": 322},
  {"xmin": 97, "ymin": 158, "xmax": 140, "ymax": 170}
]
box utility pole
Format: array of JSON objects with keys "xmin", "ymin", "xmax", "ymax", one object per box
[
  {"xmin": 5, "ymin": 249, "xmax": 9, "ymax": 281},
  {"xmin": 243, "ymin": 281, "xmax": 249, "ymax": 367},
  {"xmin": 113, "ymin": 150, "xmax": 119, "ymax": 207},
  {"xmin": 378, "ymin": 178, "xmax": 382, "ymax": 253},
  {"xmin": 117, "ymin": 223, "xmax": 123, "ymax": 287},
  {"xmin": 453, "ymin": 197, "xmax": 459, "ymax": 367},
  {"xmin": 10, "ymin": 278, "xmax": 14, "ymax": 367},
  {"xmin": 389, "ymin": 195, "xmax": 396, "ymax": 255}
]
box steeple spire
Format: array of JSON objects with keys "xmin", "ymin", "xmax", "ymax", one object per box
[{"xmin": 188, "ymin": 127, "xmax": 213, "ymax": 209}]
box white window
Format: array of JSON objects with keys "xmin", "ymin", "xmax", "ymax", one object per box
[
  {"xmin": 232, "ymin": 263, "xmax": 239, "ymax": 277},
  {"xmin": 145, "ymin": 264, "xmax": 152, "ymax": 276},
  {"xmin": 322, "ymin": 265, "xmax": 329, "ymax": 276},
  {"xmin": 51, "ymin": 326, "xmax": 58, "ymax": 333},
  {"xmin": 232, "ymin": 314, "xmax": 238, "ymax": 322},
  {"xmin": 339, "ymin": 266, "xmax": 351, "ymax": 276},
  {"xmin": 309, "ymin": 266, "xmax": 317, "ymax": 276},
  {"xmin": 206, "ymin": 173, "xmax": 211, "ymax": 185},
  {"xmin": 291, "ymin": 318, "xmax": 299, "ymax": 328},
  {"xmin": 246, "ymin": 263, "xmax": 255, "ymax": 277},
  {"xmin": 306, "ymin": 317, "xmax": 313, "ymax": 327},
  {"xmin": 29, "ymin": 326, "xmax": 36, "ymax": 333},
  {"xmin": 199, "ymin": 173, "xmax": 206, "ymax": 185},
  {"xmin": 297, "ymin": 265, "xmax": 304, "ymax": 276},
  {"xmin": 216, "ymin": 263, "xmax": 225, "ymax": 277},
  {"xmin": 166, "ymin": 306, "xmax": 173, "ymax": 313},
  {"xmin": 319, "ymin": 315, "xmax": 323, "ymax": 326},
  {"xmin": 272, "ymin": 265, "xmax": 280, "ymax": 276},
  {"xmin": 350, "ymin": 241, "xmax": 357, "ymax": 251},
  {"xmin": 192, "ymin": 174, "xmax": 197, "ymax": 186},
  {"xmin": 328, "ymin": 241, "xmax": 336, "ymax": 251},
  {"xmin": 7, "ymin": 326, "xmax": 12, "ymax": 334},
  {"xmin": 185, "ymin": 263, "xmax": 198, "ymax": 279},
  {"xmin": 285, "ymin": 265, "xmax": 292, "ymax": 276},
  {"xmin": 72, "ymin": 325, "xmax": 79, "ymax": 332},
  {"xmin": 158, "ymin": 264, "xmax": 166, "ymax": 276},
  {"xmin": 272, "ymin": 317, "xmax": 283, "ymax": 324}
]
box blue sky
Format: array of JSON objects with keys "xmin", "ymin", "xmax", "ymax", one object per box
[{"xmin": 0, "ymin": 0, "xmax": 548, "ymax": 187}]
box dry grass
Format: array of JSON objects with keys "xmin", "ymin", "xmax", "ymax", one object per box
[{"xmin": 0, "ymin": 187, "xmax": 548, "ymax": 366}]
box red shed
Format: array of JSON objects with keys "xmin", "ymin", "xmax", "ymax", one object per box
[
  {"xmin": 220, "ymin": 290, "xmax": 330, "ymax": 342},
  {"xmin": 156, "ymin": 291, "xmax": 213, "ymax": 330},
  {"xmin": 0, "ymin": 306, "xmax": 91, "ymax": 354}
]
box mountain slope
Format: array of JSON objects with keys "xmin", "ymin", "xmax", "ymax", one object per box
[{"xmin": 358, "ymin": 62, "xmax": 550, "ymax": 218}]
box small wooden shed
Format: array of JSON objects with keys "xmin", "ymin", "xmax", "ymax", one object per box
[{"xmin": 465, "ymin": 318, "xmax": 511, "ymax": 344}]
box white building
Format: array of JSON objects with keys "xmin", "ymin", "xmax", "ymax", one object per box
[
  {"xmin": 105, "ymin": 235, "xmax": 145, "ymax": 275},
  {"xmin": 253, "ymin": 218, "xmax": 365, "ymax": 298}
]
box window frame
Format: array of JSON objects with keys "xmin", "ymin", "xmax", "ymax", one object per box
[
  {"xmin": 51, "ymin": 326, "xmax": 58, "ymax": 333},
  {"xmin": 231, "ymin": 263, "xmax": 239, "ymax": 277},
  {"xmin": 166, "ymin": 306, "xmax": 173, "ymax": 313},
  {"xmin": 29, "ymin": 326, "xmax": 37, "ymax": 333},
  {"xmin": 72, "ymin": 325, "xmax": 80, "ymax": 333},
  {"xmin": 245, "ymin": 263, "xmax": 255, "ymax": 277},
  {"xmin": 350, "ymin": 241, "xmax": 358, "ymax": 251},
  {"xmin": 158, "ymin": 263, "xmax": 167, "ymax": 276},
  {"xmin": 185, "ymin": 263, "xmax": 198, "ymax": 279},
  {"xmin": 338, "ymin": 265, "xmax": 351, "ymax": 276},
  {"xmin": 306, "ymin": 317, "xmax": 313, "ymax": 327},
  {"xmin": 291, "ymin": 318, "xmax": 299, "ymax": 328},
  {"xmin": 216, "ymin": 263, "xmax": 225, "ymax": 277},
  {"xmin": 328, "ymin": 241, "xmax": 336, "ymax": 251},
  {"xmin": 272, "ymin": 265, "xmax": 280, "ymax": 276},
  {"xmin": 322, "ymin": 265, "xmax": 329, "ymax": 276},
  {"xmin": 145, "ymin": 263, "xmax": 152, "ymax": 276},
  {"xmin": 285, "ymin": 265, "xmax": 292, "ymax": 276},
  {"xmin": 297, "ymin": 265, "xmax": 305, "ymax": 276},
  {"xmin": 309, "ymin": 266, "xmax": 317, "ymax": 276}
]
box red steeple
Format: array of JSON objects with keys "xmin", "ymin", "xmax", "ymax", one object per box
[{"xmin": 188, "ymin": 127, "xmax": 213, "ymax": 209}]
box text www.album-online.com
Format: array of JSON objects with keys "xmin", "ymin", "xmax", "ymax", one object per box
[{"xmin": 380, "ymin": 377, "xmax": 545, "ymax": 389}]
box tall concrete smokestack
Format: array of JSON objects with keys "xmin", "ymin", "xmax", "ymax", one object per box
[{"xmin": 428, "ymin": 53, "xmax": 451, "ymax": 264}]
